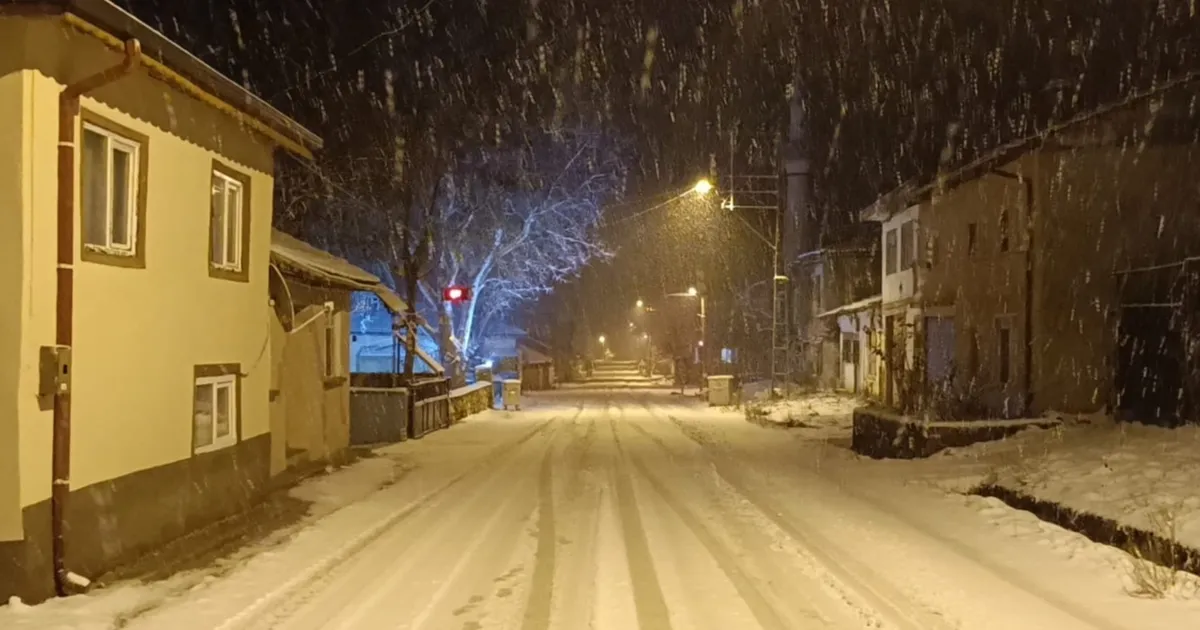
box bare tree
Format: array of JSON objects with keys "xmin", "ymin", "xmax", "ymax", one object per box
[{"xmin": 416, "ymin": 127, "xmax": 627, "ymax": 362}]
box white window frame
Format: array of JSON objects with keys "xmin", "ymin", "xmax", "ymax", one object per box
[
  {"xmin": 81, "ymin": 122, "xmax": 139, "ymax": 255},
  {"xmin": 885, "ymin": 228, "xmax": 898, "ymax": 274},
  {"xmin": 194, "ymin": 374, "xmax": 238, "ymax": 454},
  {"xmin": 900, "ymin": 220, "xmax": 915, "ymax": 270},
  {"xmin": 210, "ymin": 170, "xmax": 245, "ymax": 272}
]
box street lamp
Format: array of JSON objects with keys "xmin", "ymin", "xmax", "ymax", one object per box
[
  {"xmin": 598, "ymin": 335, "xmax": 606, "ymax": 345},
  {"xmin": 692, "ymin": 178, "xmax": 714, "ymax": 196},
  {"xmin": 687, "ymin": 286, "xmax": 698, "ymax": 297},
  {"xmin": 636, "ymin": 299, "xmax": 645, "ymax": 308}
]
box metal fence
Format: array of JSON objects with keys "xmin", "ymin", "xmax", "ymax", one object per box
[{"xmin": 348, "ymin": 373, "xmax": 451, "ymax": 445}]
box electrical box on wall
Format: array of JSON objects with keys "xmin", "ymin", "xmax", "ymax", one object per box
[{"xmin": 39, "ymin": 345, "xmax": 72, "ymax": 399}]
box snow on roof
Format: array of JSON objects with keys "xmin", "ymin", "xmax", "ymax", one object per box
[
  {"xmin": 818, "ymin": 294, "xmax": 882, "ymax": 319},
  {"xmin": 520, "ymin": 345, "xmax": 552, "ymax": 365},
  {"xmin": 270, "ymin": 230, "xmax": 407, "ymax": 316}
]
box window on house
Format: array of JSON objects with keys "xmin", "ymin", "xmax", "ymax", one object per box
[
  {"xmin": 81, "ymin": 123, "xmax": 139, "ymax": 255},
  {"xmin": 194, "ymin": 372, "xmax": 237, "ymax": 454},
  {"xmin": 210, "ymin": 169, "xmax": 245, "ymax": 272},
  {"xmin": 811, "ymin": 273, "xmax": 823, "ymax": 314},
  {"xmin": 996, "ymin": 321, "xmax": 1011, "ymax": 384},
  {"xmin": 900, "ymin": 220, "xmax": 915, "ymax": 269},
  {"xmin": 842, "ymin": 333, "xmax": 859, "ymax": 364},
  {"xmin": 967, "ymin": 223, "xmax": 978, "ymax": 256},
  {"xmin": 926, "ymin": 232, "xmax": 939, "ymax": 267},
  {"xmin": 885, "ymin": 228, "xmax": 898, "ymax": 274}
]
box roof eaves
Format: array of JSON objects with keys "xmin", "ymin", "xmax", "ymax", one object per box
[{"xmin": 12, "ymin": 0, "xmax": 323, "ymax": 154}]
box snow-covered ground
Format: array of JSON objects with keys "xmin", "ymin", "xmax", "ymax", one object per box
[
  {"xmin": 743, "ymin": 391, "xmax": 861, "ymax": 439},
  {"xmin": 5, "ymin": 391, "xmax": 1200, "ymax": 629},
  {"xmin": 879, "ymin": 415, "xmax": 1200, "ymax": 552}
]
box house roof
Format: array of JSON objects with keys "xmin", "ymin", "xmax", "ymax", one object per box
[
  {"xmin": 792, "ymin": 245, "xmax": 875, "ymax": 269},
  {"xmin": 858, "ymin": 70, "xmax": 1200, "ymax": 222},
  {"xmin": 488, "ymin": 323, "xmax": 528, "ymax": 338},
  {"xmin": 520, "ymin": 345, "xmax": 553, "ymax": 365},
  {"xmin": 271, "ymin": 230, "xmax": 406, "ymax": 315},
  {"xmin": 3, "ymin": 0, "xmax": 322, "ymax": 156},
  {"xmin": 271, "ymin": 230, "xmax": 451, "ymax": 374},
  {"xmin": 518, "ymin": 336, "xmax": 553, "ymax": 357},
  {"xmin": 818, "ymin": 294, "xmax": 882, "ymax": 319}
]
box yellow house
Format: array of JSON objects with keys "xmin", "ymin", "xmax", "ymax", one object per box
[{"xmin": 0, "ymin": 1, "xmax": 321, "ymax": 601}]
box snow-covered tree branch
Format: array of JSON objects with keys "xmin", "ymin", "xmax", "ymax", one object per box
[{"xmin": 418, "ymin": 126, "xmax": 627, "ymax": 361}]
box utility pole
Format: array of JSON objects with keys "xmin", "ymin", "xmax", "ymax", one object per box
[
  {"xmin": 719, "ymin": 164, "xmax": 782, "ymax": 394},
  {"xmin": 777, "ymin": 82, "xmax": 812, "ymax": 398}
]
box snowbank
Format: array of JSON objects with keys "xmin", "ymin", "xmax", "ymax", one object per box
[
  {"xmin": 745, "ymin": 393, "xmax": 861, "ymax": 439},
  {"xmin": 891, "ymin": 417, "xmax": 1200, "ymax": 551}
]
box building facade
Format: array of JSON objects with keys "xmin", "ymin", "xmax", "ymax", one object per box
[
  {"xmin": 0, "ymin": 2, "xmax": 320, "ymax": 600},
  {"xmin": 862, "ymin": 80, "xmax": 1200, "ymax": 421}
]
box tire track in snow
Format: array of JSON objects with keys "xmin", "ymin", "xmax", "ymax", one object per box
[
  {"xmin": 520, "ymin": 430, "xmax": 558, "ymax": 630},
  {"xmin": 616, "ymin": 425, "xmax": 794, "ymax": 630},
  {"xmin": 660, "ymin": 407, "xmax": 1135, "ymax": 630},
  {"xmin": 263, "ymin": 422, "xmax": 562, "ymax": 630},
  {"xmin": 637, "ymin": 407, "xmax": 949, "ymax": 630},
  {"xmin": 212, "ymin": 416, "xmax": 560, "ymax": 630},
  {"xmin": 608, "ymin": 415, "xmax": 675, "ymax": 630},
  {"xmin": 541, "ymin": 405, "xmax": 605, "ymax": 630}
]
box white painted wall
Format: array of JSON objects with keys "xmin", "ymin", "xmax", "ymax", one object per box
[{"xmin": 881, "ymin": 204, "xmax": 921, "ymax": 305}]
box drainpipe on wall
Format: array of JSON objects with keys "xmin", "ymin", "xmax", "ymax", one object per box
[
  {"xmin": 50, "ymin": 39, "xmax": 142, "ymax": 597},
  {"xmin": 990, "ymin": 168, "xmax": 1036, "ymax": 415}
]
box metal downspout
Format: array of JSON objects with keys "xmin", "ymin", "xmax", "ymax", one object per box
[{"xmin": 52, "ymin": 39, "xmax": 142, "ymax": 597}]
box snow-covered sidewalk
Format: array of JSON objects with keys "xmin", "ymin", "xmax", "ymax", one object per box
[{"xmin": 0, "ymin": 403, "xmax": 563, "ymax": 630}]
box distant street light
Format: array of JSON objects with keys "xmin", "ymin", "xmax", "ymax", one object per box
[
  {"xmin": 692, "ymin": 178, "xmax": 714, "ymax": 196},
  {"xmin": 687, "ymin": 286, "xmax": 698, "ymax": 297},
  {"xmin": 628, "ymin": 321, "xmax": 635, "ymax": 329},
  {"xmin": 636, "ymin": 299, "xmax": 645, "ymax": 308},
  {"xmin": 598, "ymin": 335, "xmax": 606, "ymax": 344}
]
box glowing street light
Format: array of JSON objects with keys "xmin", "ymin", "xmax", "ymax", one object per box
[
  {"xmin": 598, "ymin": 335, "xmax": 606, "ymax": 345},
  {"xmin": 636, "ymin": 299, "xmax": 644, "ymax": 308},
  {"xmin": 692, "ymin": 178, "xmax": 714, "ymax": 196},
  {"xmin": 687, "ymin": 286, "xmax": 698, "ymax": 297}
]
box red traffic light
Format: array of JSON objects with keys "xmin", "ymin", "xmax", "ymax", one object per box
[{"xmin": 443, "ymin": 286, "xmax": 471, "ymax": 302}]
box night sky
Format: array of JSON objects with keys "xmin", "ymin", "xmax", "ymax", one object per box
[{"xmin": 116, "ymin": 0, "xmax": 1200, "ymax": 349}]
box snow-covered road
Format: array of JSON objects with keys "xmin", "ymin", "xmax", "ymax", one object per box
[{"xmin": 36, "ymin": 390, "xmax": 1197, "ymax": 630}]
